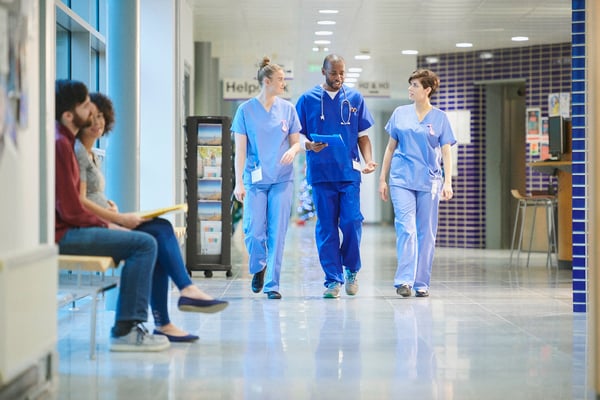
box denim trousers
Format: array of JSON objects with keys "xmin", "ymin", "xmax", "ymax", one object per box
[
  {"xmin": 135, "ymin": 218, "xmax": 193, "ymax": 327},
  {"xmin": 58, "ymin": 227, "xmax": 157, "ymax": 323}
]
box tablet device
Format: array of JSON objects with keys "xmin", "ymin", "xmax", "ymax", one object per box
[{"xmin": 310, "ymin": 134, "xmax": 344, "ymax": 147}]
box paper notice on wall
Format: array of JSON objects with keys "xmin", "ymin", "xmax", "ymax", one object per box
[{"xmin": 446, "ymin": 110, "xmax": 471, "ymax": 144}]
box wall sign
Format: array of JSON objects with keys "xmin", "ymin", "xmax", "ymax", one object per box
[{"xmin": 222, "ymin": 79, "xmax": 291, "ymax": 100}]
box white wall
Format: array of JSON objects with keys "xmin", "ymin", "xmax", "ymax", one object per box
[
  {"xmin": 0, "ymin": 0, "xmax": 58, "ymax": 385},
  {"xmin": 140, "ymin": 0, "xmax": 176, "ymax": 212}
]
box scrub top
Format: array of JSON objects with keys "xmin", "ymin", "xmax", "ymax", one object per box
[
  {"xmin": 296, "ymin": 85, "xmax": 374, "ymax": 184},
  {"xmin": 231, "ymin": 96, "xmax": 301, "ymax": 187},
  {"xmin": 385, "ymin": 104, "xmax": 456, "ymax": 192}
]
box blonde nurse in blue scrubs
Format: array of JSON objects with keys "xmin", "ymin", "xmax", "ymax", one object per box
[
  {"xmin": 379, "ymin": 69, "xmax": 456, "ymax": 298},
  {"xmin": 232, "ymin": 57, "xmax": 301, "ymax": 300}
]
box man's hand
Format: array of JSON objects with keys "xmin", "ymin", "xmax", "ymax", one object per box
[
  {"xmin": 305, "ymin": 141, "xmax": 328, "ymax": 153},
  {"xmin": 362, "ymin": 161, "xmax": 378, "ymax": 174}
]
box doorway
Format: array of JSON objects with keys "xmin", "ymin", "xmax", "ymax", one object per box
[{"xmin": 482, "ymin": 80, "xmax": 526, "ymax": 249}]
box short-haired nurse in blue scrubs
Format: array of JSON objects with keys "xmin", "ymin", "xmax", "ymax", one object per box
[
  {"xmin": 379, "ymin": 69, "xmax": 456, "ymax": 298},
  {"xmin": 232, "ymin": 57, "xmax": 302, "ymax": 300}
]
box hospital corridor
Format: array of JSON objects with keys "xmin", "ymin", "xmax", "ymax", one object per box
[{"xmin": 56, "ymin": 222, "xmax": 581, "ymax": 400}]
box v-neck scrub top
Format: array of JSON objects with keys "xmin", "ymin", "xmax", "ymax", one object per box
[
  {"xmin": 231, "ymin": 96, "xmax": 302, "ymax": 187},
  {"xmin": 384, "ymin": 104, "xmax": 456, "ymax": 192}
]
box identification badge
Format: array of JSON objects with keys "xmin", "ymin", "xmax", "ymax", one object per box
[
  {"xmin": 251, "ymin": 166, "xmax": 263, "ymax": 183},
  {"xmin": 352, "ymin": 160, "xmax": 361, "ymax": 171},
  {"xmin": 431, "ymin": 180, "xmax": 439, "ymax": 199}
]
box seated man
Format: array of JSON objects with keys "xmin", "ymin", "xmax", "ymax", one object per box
[{"xmin": 54, "ymin": 79, "xmax": 168, "ymax": 352}]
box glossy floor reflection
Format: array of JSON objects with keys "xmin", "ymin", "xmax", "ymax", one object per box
[{"xmin": 57, "ymin": 223, "xmax": 587, "ymax": 400}]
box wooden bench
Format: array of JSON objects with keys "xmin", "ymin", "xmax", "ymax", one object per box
[
  {"xmin": 57, "ymin": 226, "xmax": 186, "ymax": 359},
  {"xmin": 58, "ymin": 255, "xmax": 120, "ymax": 359}
]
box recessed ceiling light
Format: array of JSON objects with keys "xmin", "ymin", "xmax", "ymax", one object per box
[
  {"xmin": 314, "ymin": 40, "xmax": 331, "ymax": 45},
  {"xmin": 315, "ymin": 31, "xmax": 333, "ymax": 36},
  {"xmin": 312, "ymin": 47, "xmax": 319, "ymax": 52},
  {"xmin": 346, "ymin": 73, "xmax": 360, "ymax": 78},
  {"xmin": 319, "ymin": 9, "xmax": 339, "ymax": 14},
  {"xmin": 456, "ymin": 42, "xmax": 473, "ymax": 48},
  {"xmin": 512, "ymin": 36, "xmax": 529, "ymax": 42},
  {"xmin": 317, "ymin": 20, "xmax": 336, "ymax": 25},
  {"xmin": 348, "ymin": 67, "xmax": 362, "ymax": 73},
  {"xmin": 425, "ymin": 56, "xmax": 439, "ymax": 64},
  {"xmin": 344, "ymin": 77, "xmax": 358, "ymax": 83},
  {"xmin": 401, "ymin": 50, "xmax": 419, "ymax": 55},
  {"xmin": 323, "ymin": 47, "xmax": 329, "ymax": 52},
  {"xmin": 479, "ymin": 52, "xmax": 493, "ymax": 59},
  {"xmin": 345, "ymin": 82, "xmax": 355, "ymax": 88},
  {"xmin": 354, "ymin": 54, "xmax": 371, "ymax": 60}
]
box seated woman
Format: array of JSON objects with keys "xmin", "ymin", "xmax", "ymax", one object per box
[{"xmin": 75, "ymin": 92, "xmax": 228, "ymax": 342}]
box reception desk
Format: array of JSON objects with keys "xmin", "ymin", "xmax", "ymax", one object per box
[{"xmin": 527, "ymin": 160, "xmax": 572, "ymax": 268}]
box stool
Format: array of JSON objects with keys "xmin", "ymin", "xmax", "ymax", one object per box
[{"xmin": 509, "ymin": 189, "xmax": 558, "ymax": 268}]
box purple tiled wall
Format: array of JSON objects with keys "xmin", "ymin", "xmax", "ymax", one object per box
[{"xmin": 417, "ymin": 44, "xmax": 572, "ymax": 249}]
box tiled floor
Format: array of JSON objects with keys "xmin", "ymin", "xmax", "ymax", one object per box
[{"xmin": 56, "ymin": 223, "xmax": 588, "ymax": 400}]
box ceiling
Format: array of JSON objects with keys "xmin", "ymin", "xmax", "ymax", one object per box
[{"xmin": 190, "ymin": 0, "xmax": 571, "ymax": 96}]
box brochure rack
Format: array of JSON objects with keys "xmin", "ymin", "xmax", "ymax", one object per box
[{"xmin": 185, "ymin": 116, "xmax": 233, "ymax": 277}]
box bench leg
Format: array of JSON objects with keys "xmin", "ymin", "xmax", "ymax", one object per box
[{"xmin": 90, "ymin": 293, "xmax": 99, "ymax": 360}]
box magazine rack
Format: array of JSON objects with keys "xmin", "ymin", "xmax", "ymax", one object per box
[{"xmin": 185, "ymin": 116, "xmax": 233, "ymax": 277}]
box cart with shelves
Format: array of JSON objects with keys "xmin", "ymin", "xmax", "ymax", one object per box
[{"xmin": 185, "ymin": 116, "xmax": 233, "ymax": 277}]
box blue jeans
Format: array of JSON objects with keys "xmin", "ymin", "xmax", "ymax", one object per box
[
  {"xmin": 58, "ymin": 227, "xmax": 157, "ymax": 323},
  {"xmin": 135, "ymin": 218, "xmax": 193, "ymax": 327}
]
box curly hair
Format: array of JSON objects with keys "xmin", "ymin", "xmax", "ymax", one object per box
[{"xmin": 89, "ymin": 92, "xmax": 116, "ymax": 134}]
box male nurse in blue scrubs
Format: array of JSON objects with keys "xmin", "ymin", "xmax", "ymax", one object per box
[{"xmin": 295, "ymin": 54, "xmax": 377, "ymax": 298}]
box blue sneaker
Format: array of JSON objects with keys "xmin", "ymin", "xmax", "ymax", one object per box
[
  {"xmin": 344, "ymin": 270, "xmax": 358, "ymax": 295},
  {"xmin": 323, "ymin": 282, "xmax": 341, "ymax": 298}
]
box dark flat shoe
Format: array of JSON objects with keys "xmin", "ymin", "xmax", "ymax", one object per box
[
  {"xmin": 153, "ymin": 329, "xmax": 199, "ymax": 343},
  {"xmin": 251, "ymin": 268, "xmax": 266, "ymax": 293},
  {"xmin": 266, "ymin": 291, "xmax": 282, "ymax": 299},
  {"xmin": 177, "ymin": 296, "xmax": 229, "ymax": 313}
]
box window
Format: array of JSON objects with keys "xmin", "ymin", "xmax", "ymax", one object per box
[{"xmin": 55, "ymin": 0, "xmax": 106, "ymax": 92}]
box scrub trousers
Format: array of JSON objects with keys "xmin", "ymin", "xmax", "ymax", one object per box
[
  {"xmin": 243, "ymin": 180, "xmax": 294, "ymax": 293},
  {"xmin": 312, "ymin": 181, "xmax": 363, "ymax": 287},
  {"xmin": 390, "ymin": 185, "xmax": 440, "ymax": 291}
]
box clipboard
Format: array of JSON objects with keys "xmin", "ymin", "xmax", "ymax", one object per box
[
  {"xmin": 310, "ymin": 134, "xmax": 344, "ymax": 147},
  {"xmin": 135, "ymin": 203, "xmax": 188, "ymax": 219}
]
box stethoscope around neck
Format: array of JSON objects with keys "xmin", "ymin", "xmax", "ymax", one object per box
[{"xmin": 320, "ymin": 85, "xmax": 353, "ymax": 125}]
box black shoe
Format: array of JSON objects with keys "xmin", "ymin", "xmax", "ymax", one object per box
[
  {"xmin": 251, "ymin": 268, "xmax": 265, "ymax": 293},
  {"xmin": 415, "ymin": 289, "xmax": 429, "ymax": 297},
  {"xmin": 396, "ymin": 284, "xmax": 412, "ymax": 297},
  {"xmin": 266, "ymin": 291, "xmax": 282, "ymax": 299},
  {"xmin": 177, "ymin": 296, "xmax": 229, "ymax": 313}
]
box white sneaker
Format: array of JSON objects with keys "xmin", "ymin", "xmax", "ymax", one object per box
[
  {"xmin": 323, "ymin": 282, "xmax": 341, "ymax": 298},
  {"xmin": 344, "ymin": 270, "xmax": 358, "ymax": 295},
  {"xmin": 110, "ymin": 323, "xmax": 170, "ymax": 352}
]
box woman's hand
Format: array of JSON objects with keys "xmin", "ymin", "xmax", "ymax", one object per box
[
  {"xmin": 280, "ymin": 147, "xmax": 298, "ymax": 165},
  {"xmin": 379, "ymin": 180, "xmax": 389, "ymax": 201},
  {"xmin": 234, "ymin": 183, "xmax": 246, "ymax": 203},
  {"xmin": 441, "ymin": 182, "xmax": 453, "ymax": 201},
  {"xmin": 106, "ymin": 200, "xmax": 119, "ymax": 212},
  {"xmin": 118, "ymin": 213, "xmax": 148, "ymax": 229}
]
